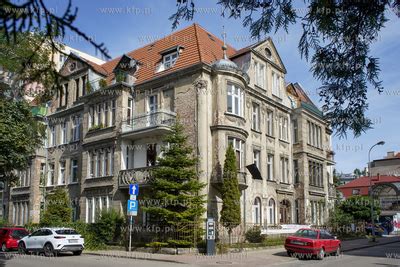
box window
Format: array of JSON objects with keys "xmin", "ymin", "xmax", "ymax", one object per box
[
  {"xmin": 228, "ymin": 137, "xmax": 244, "ymax": 169},
  {"xmin": 89, "ymin": 106, "xmax": 94, "ymax": 128},
  {"xmin": 59, "ymin": 87, "xmax": 64, "ymax": 107},
  {"xmin": 293, "ymin": 159, "xmax": 299, "ymax": 183},
  {"xmin": 295, "ymin": 199, "xmax": 300, "ymax": 224},
  {"xmin": 89, "ymin": 152, "xmax": 95, "ymax": 177},
  {"xmin": 254, "ymin": 61, "xmax": 265, "ymax": 88},
  {"xmin": 253, "ymin": 198, "xmax": 262, "ymax": 224},
  {"xmin": 279, "ymin": 116, "xmax": 289, "ymax": 141},
  {"xmin": 280, "ymin": 157, "xmax": 289, "ymax": 183},
  {"xmin": 308, "ymin": 121, "xmax": 322, "ymax": 148},
  {"xmin": 268, "ymin": 199, "xmax": 276, "ymax": 225},
  {"xmin": 86, "ymin": 196, "xmax": 110, "ymax": 223},
  {"xmin": 253, "ymin": 150, "xmax": 260, "ymax": 170},
  {"xmin": 163, "ymin": 52, "xmax": 178, "ymax": 69},
  {"xmin": 48, "ymin": 163, "xmax": 54, "ymax": 186},
  {"xmin": 111, "ymin": 100, "xmax": 116, "ymax": 125},
  {"xmin": 61, "ymin": 121, "xmax": 67, "ymax": 144},
  {"xmin": 352, "ymin": 189, "xmax": 360, "ymax": 195},
  {"xmin": 97, "ymin": 150, "xmax": 102, "ymax": 176},
  {"xmin": 292, "ymin": 119, "xmax": 298, "ymax": 143},
  {"xmin": 40, "ymin": 163, "xmax": 45, "ymax": 186},
  {"xmin": 97, "ymin": 104, "xmax": 102, "ymax": 125},
  {"xmin": 148, "ymin": 95, "xmax": 158, "ymax": 113},
  {"xmin": 309, "ymin": 161, "xmax": 324, "ymax": 187},
  {"xmin": 110, "ymin": 147, "xmax": 114, "ymax": 175},
  {"xmin": 104, "ymin": 102, "xmax": 109, "ymax": 127},
  {"xmin": 49, "ymin": 126, "xmax": 56, "ymax": 146},
  {"xmin": 104, "ymin": 149, "xmax": 110, "ymax": 176},
  {"xmin": 59, "ymin": 161, "xmax": 65, "ymax": 185},
  {"xmin": 126, "ymin": 146, "xmax": 130, "ymax": 169},
  {"xmin": 64, "ymin": 83, "xmax": 69, "ymax": 106},
  {"xmin": 71, "ymin": 159, "xmax": 78, "ymax": 183},
  {"xmin": 266, "ymin": 111, "xmax": 274, "ymax": 136},
  {"xmin": 227, "ymin": 83, "xmax": 244, "ymax": 116},
  {"xmin": 146, "ymin": 144, "xmax": 157, "ymax": 167},
  {"xmin": 267, "ymin": 154, "xmax": 274, "ymax": 181},
  {"xmin": 72, "ymin": 116, "xmax": 80, "ymax": 141},
  {"xmin": 272, "ymin": 72, "xmax": 281, "ymax": 97},
  {"xmin": 82, "ymin": 75, "xmax": 87, "ymax": 96},
  {"xmin": 75, "ymin": 78, "xmax": 80, "ymax": 100},
  {"xmin": 127, "ymin": 98, "xmax": 133, "ymax": 124},
  {"xmin": 252, "ymin": 103, "xmax": 260, "ymax": 131}
]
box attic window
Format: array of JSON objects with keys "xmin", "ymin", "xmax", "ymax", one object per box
[
  {"xmin": 162, "ymin": 52, "xmax": 178, "ymax": 69},
  {"xmin": 207, "ymin": 33, "xmax": 215, "ymax": 42},
  {"xmin": 265, "ymin": 48, "xmax": 272, "ymax": 59}
]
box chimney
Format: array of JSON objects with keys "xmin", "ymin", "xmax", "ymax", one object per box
[{"xmin": 387, "ymin": 151, "xmax": 395, "ymax": 158}]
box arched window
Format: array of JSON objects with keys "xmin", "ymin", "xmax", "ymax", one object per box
[
  {"xmin": 253, "ymin": 197, "xmax": 262, "ymax": 225},
  {"xmin": 268, "ymin": 198, "xmax": 276, "ymax": 225}
]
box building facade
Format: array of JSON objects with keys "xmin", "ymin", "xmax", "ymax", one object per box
[
  {"xmin": 370, "ymin": 151, "xmax": 400, "ymax": 177},
  {"xmin": 9, "ymin": 24, "xmax": 335, "ymax": 226}
]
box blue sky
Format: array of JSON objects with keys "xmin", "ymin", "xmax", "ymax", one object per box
[{"xmin": 50, "ymin": 0, "xmax": 400, "ymax": 174}]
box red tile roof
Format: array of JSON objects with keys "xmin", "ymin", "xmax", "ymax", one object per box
[
  {"xmin": 338, "ymin": 175, "xmax": 400, "ymax": 189},
  {"xmin": 97, "ymin": 24, "xmax": 237, "ymax": 85}
]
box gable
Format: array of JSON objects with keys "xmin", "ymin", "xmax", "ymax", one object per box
[
  {"xmin": 252, "ymin": 38, "xmax": 286, "ymax": 73},
  {"xmin": 59, "ymin": 56, "xmax": 88, "ymax": 77}
]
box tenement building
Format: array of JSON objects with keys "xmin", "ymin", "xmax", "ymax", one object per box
[{"xmin": 9, "ymin": 24, "xmax": 335, "ymax": 226}]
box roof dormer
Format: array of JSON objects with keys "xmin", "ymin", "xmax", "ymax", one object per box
[
  {"xmin": 156, "ymin": 46, "xmax": 184, "ymax": 73},
  {"xmin": 112, "ymin": 54, "xmax": 140, "ymax": 85}
]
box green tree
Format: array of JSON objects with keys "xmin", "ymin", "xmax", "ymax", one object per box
[
  {"xmin": 40, "ymin": 188, "xmax": 72, "ymax": 226},
  {"xmin": 143, "ymin": 120, "xmax": 205, "ymax": 247},
  {"xmin": 0, "ymin": 31, "xmax": 60, "ymax": 101},
  {"xmin": 337, "ymin": 196, "xmax": 380, "ymax": 222},
  {"xmin": 0, "ymin": 0, "xmax": 110, "ymax": 60},
  {"xmin": 171, "ymin": 0, "xmax": 400, "ymax": 137},
  {"xmin": 353, "ymin": 168, "xmax": 367, "ymax": 177},
  {"xmin": 220, "ymin": 144, "xmax": 241, "ymax": 244},
  {"xmin": 0, "ymin": 99, "xmax": 45, "ymax": 219}
]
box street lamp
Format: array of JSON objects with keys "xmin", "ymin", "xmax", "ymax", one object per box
[{"xmin": 368, "ymin": 141, "xmax": 385, "ymax": 242}]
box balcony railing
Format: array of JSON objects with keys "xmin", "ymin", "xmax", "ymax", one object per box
[
  {"xmin": 118, "ymin": 166, "xmax": 154, "ymax": 188},
  {"xmin": 211, "ymin": 171, "xmax": 248, "ymax": 190},
  {"xmin": 122, "ymin": 110, "xmax": 176, "ymax": 134}
]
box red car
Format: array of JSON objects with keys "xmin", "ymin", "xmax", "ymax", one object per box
[
  {"xmin": 0, "ymin": 227, "xmax": 30, "ymax": 252},
  {"xmin": 285, "ymin": 228, "xmax": 341, "ymax": 260}
]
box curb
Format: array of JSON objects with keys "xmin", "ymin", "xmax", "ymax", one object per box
[
  {"xmin": 83, "ymin": 252, "xmax": 186, "ymax": 264},
  {"xmin": 342, "ymin": 239, "xmax": 400, "ymax": 252}
]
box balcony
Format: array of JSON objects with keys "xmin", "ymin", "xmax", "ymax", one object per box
[
  {"xmin": 211, "ymin": 171, "xmax": 248, "ymax": 190},
  {"xmin": 328, "ymin": 183, "xmax": 337, "ymax": 198},
  {"xmin": 121, "ymin": 110, "xmax": 176, "ymax": 139},
  {"xmin": 118, "ymin": 166, "xmax": 154, "ymax": 188}
]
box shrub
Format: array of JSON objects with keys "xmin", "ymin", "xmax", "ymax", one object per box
[
  {"xmin": 245, "ymin": 226, "xmax": 265, "ymax": 243},
  {"xmin": 99, "ymin": 79, "xmax": 107, "ymax": 88},
  {"xmin": 94, "ymin": 209, "xmax": 125, "ymax": 244},
  {"xmin": 40, "ymin": 188, "xmax": 72, "ymax": 226}
]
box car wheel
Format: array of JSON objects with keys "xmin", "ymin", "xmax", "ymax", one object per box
[
  {"xmin": 317, "ymin": 248, "xmax": 325, "ymax": 260},
  {"xmin": 287, "ymin": 250, "xmax": 293, "ymax": 257},
  {"xmin": 73, "ymin": 251, "xmax": 82, "ymax": 256},
  {"xmin": 18, "ymin": 242, "xmax": 26, "ymax": 254},
  {"xmin": 44, "ymin": 243, "xmax": 57, "ymax": 257},
  {"xmin": 1, "ymin": 243, "xmax": 7, "ymax": 252},
  {"xmin": 333, "ymin": 246, "xmax": 341, "ymax": 256}
]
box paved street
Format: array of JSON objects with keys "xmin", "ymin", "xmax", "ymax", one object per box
[{"xmin": 2, "ymin": 241, "xmax": 399, "ymax": 267}]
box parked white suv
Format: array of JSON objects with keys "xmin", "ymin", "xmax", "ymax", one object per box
[{"xmin": 18, "ymin": 228, "xmax": 84, "ymax": 256}]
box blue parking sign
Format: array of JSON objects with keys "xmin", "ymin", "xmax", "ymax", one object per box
[
  {"xmin": 129, "ymin": 184, "xmax": 139, "ymax": 195},
  {"xmin": 127, "ymin": 200, "xmax": 138, "ymax": 213}
]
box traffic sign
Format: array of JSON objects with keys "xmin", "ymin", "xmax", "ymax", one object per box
[
  {"xmin": 129, "ymin": 184, "xmax": 139, "ymax": 195},
  {"xmin": 127, "ymin": 200, "xmax": 138, "ymax": 216}
]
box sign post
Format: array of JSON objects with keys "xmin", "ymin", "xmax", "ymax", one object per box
[
  {"xmin": 206, "ymin": 218, "xmax": 216, "ymax": 256},
  {"xmin": 127, "ymin": 184, "xmax": 139, "ymax": 252}
]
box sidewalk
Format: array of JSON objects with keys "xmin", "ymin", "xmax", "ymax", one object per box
[{"xmin": 83, "ymin": 235, "xmax": 400, "ymax": 265}]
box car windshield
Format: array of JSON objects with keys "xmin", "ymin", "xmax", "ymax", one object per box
[
  {"xmin": 11, "ymin": 229, "xmax": 29, "ymax": 239},
  {"xmin": 293, "ymin": 229, "xmax": 318, "ymax": 239},
  {"xmin": 55, "ymin": 229, "xmax": 79, "ymax": 235}
]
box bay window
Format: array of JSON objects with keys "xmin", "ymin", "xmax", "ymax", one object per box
[{"xmin": 227, "ymin": 83, "xmax": 244, "ymax": 117}]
